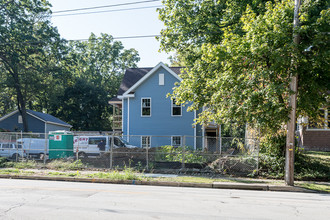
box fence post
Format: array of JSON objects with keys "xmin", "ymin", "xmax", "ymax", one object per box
[
  {"xmin": 20, "ymin": 131, "xmax": 23, "ymax": 160},
  {"xmin": 44, "ymin": 132, "xmax": 47, "ymax": 164},
  {"xmin": 146, "ymin": 136, "xmax": 149, "ymax": 171},
  {"xmin": 15, "ymin": 133, "xmax": 18, "ymax": 162},
  {"xmin": 181, "ymin": 136, "xmax": 185, "ymax": 169},
  {"xmin": 110, "ymin": 132, "xmax": 114, "ymax": 169},
  {"xmin": 219, "ymin": 125, "xmax": 222, "ymax": 155},
  {"xmin": 76, "ymin": 135, "xmax": 79, "ymax": 160},
  {"xmin": 256, "ymin": 138, "xmax": 260, "ymax": 174}
]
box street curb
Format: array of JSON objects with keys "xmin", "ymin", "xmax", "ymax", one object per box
[
  {"xmin": 213, "ymin": 182, "xmax": 268, "ymax": 191},
  {"xmin": 0, "ymin": 174, "xmax": 315, "ymax": 193}
]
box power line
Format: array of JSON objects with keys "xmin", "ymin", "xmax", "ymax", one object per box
[
  {"xmin": 52, "ymin": 5, "xmax": 164, "ymax": 17},
  {"xmin": 0, "ymin": 35, "xmax": 162, "ymax": 46},
  {"xmin": 73, "ymin": 35, "xmax": 161, "ymax": 41},
  {"xmin": 52, "ymin": 0, "xmax": 161, "ymax": 14}
]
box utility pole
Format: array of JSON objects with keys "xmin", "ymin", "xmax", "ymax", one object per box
[{"xmin": 285, "ymin": 0, "xmax": 301, "ymax": 186}]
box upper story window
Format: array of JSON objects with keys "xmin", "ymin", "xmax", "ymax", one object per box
[
  {"xmin": 171, "ymin": 99, "xmax": 182, "ymax": 116},
  {"xmin": 308, "ymin": 107, "xmax": 329, "ymax": 130},
  {"xmin": 141, "ymin": 98, "xmax": 151, "ymax": 116}
]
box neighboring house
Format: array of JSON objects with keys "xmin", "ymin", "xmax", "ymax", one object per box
[
  {"xmin": 0, "ymin": 109, "xmax": 72, "ymax": 133},
  {"xmin": 298, "ymin": 107, "xmax": 330, "ymax": 151},
  {"xmin": 109, "ymin": 62, "xmax": 217, "ymax": 149}
]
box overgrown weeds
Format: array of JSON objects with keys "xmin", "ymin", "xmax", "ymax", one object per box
[
  {"xmin": 87, "ymin": 168, "xmax": 140, "ymax": 180},
  {"xmin": 155, "ymin": 145, "xmax": 208, "ymax": 163},
  {"xmin": 46, "ymin": 159, "xmax": 85, "ymax": 170},
  {"xmin": 5, "ymin": 160, "xmax": 37, "ymax": 169}
]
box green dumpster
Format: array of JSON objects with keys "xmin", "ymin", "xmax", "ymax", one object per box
[{"xmin": 48, "ymin": 131, "xmax": 74, "ymax": 159}]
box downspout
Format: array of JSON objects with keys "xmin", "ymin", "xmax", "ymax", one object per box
[
  {"xmin": 127, "ymin": 97, "xmax": 130, "ymax": 142},
  {"xmin": 44, "ymin": 122, "xmax": 48, "ymax": 164},
  {"xmin": 194, "ymin": 110, "xmax": 196, "ymax": 150},
  {"xmin": 121, "ymin": 99, "xmax": 124, "ymax": 134}
]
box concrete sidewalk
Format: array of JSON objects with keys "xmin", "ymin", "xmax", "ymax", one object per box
[{"xmin": 0, "ymin": 172, "xmax": 315, "ymax": 193}]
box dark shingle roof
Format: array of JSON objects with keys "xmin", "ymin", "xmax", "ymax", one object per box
[
  {"xmin": 118, "ymin": 66, "xmax": 183, "ymax": 96},
  {"xmin": 27, "ymin": 110, "xmax": 71, "ymax": 127}
]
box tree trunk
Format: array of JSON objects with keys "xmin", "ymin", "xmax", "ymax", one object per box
[
  {"xmin": 16, "ymin": 89, "xmax": 28, "ymax": 132},
  {"xmin": 12, "ymin": 70, "xmax": 29, "ymax": 132}
]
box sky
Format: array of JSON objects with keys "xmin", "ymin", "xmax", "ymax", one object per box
[{"xmin": 48, "ymin": 0, "xmax": 172, "ymax": 67}]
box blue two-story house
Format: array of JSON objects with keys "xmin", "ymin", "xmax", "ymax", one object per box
[{"xmin": 110, "ymin": 62, "xmax": 209, "ymax": 149}]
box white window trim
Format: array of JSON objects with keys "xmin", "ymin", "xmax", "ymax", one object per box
[
  {"xmin": 159, "ymin": 73, "xmax": 165, "ymax": 86},
  {"xmin": 141, "ymin": 136, "xmax": 151, "ymax": 148},
  {"xmin": 171, "ymin": 136, "xmax": 182, "ymax": 147},
  {"xmin": 171, "ymin": 99, "xmax": 182, "ymax": 117},
  {"xmin": 141, "ymin": 97, "xmax": 151, "ymax": 117},
  {"xmin": 306, "ymin": 108, "xmax": 329, "ymax": 130}
]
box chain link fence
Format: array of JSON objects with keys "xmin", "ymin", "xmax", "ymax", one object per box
[{"xmin": 0, "ymin": 132, "xmax": 259, "ymax": 175}]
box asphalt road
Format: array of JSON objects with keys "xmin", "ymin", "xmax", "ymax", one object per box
[{"xmin": 0, "ymin": 179, "xmax": 329, "ymax": 220}]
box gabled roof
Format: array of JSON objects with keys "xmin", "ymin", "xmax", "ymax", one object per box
[
  {"xmin": 27, "ymin": 110, "xmax": 72, "ymax": 127},
  {"xmin": 117, "ymin": 62, "xmax": 183, "ymax": 98},
  {"xmin": 117, "ymin": 68, "xmax": 152, "ymax": 96},
  {"xmin": 0, "ymin": 109, "xmax": 72, "ymax": 128}
]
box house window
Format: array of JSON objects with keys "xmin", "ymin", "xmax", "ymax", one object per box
[
  {"xmin": 308, "ymin": 108, "xmax": 329, "ymax": 130},
  {"xmin": 18, "ymin": 115, "xmax": 22, "ymax": 124},
  {"xmin": 141, "ymin": 98, "xmax": 151, "ymax": 116},
  {"xmin": 172, "ymin": 99, "xmax": 182, "ymax": 116},
  {"xmin": 141, "ymin": 136, "xmax": 151, "ymax": 148},
  {"xmin": 159, "ymin": 74, "xmax": 164, "ymax": 85},
  {"xmin": 171, "ymin": 136, "xmax": 181, "ymax": 147}
]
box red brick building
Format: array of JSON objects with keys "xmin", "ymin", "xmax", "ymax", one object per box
[{"xmin": 298, "ymin": 108, "xmax": 330, "ymax": 151}]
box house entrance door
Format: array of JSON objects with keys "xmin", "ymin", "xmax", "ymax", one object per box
[{"xmin": 205, "ymin": 128, "xmax": 219, "ymax": 152}]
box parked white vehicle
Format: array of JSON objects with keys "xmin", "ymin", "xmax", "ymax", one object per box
[
  {"xmin": 74, "ymin": 136, "xmax": 136, "ymax": 158},
  {"xmin": 16, "ymin": 138, "xmax": 49, "ymax": 159},
  {"xmin": 0, "ymin": 143, "xmax": 26, "ymax": 160}
]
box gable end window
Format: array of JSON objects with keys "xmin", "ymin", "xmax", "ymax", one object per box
[
  {"xmin": 18, "ymin": 115, "xmax": 23, "ymax": 124},
  {"xmin": 141, "ymin": 98, "xmax": 151, "ymax": 116},
  {"xmin": 172, "ymin": 99, "xmax": 182, "ymax": 116},
  {"xmin": 159, "ymin": 73, "xmax": 164, "ymax": 85}
]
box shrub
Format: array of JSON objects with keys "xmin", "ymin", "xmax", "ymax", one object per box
[
  {"xmin": 258, "ymin": 132, "xmax": 286, "ymax": 174},
  {"xmin": 0, "ymin": 157, "xmax": 8, "ymax": 168},
  {"xmin": 155, "ymin": 145, "xmax": 207, "ymax": 163}
]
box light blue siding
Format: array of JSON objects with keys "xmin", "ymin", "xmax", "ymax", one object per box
[{"xmin": 122, "ymin": 66, "xmax": 196, "ymax": 148}]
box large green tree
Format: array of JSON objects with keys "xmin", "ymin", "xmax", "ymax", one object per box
[
  {"xmin": 159, "ymin": 0, "xmax": 329, "ymax": 131},
  {"xmin": 49, "ymin": 33, "xmax": 140, "ymax": 131},
  {"xmin": 0, "ymin": 0, "xmax": 65, "ymax": 131}
]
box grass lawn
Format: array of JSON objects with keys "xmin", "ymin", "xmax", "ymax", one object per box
[
  {"xmin": 294, "ymin": 150, "xmax": 330, "ymax": 181},
  {"xmin": 295, "ymin": 182, "xmax": 330, "ymax": 193},
  {"xmin": 304, "ymin": 151, "xmax": 330, "ymax": 159}
]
